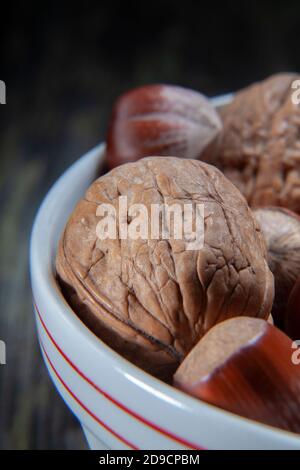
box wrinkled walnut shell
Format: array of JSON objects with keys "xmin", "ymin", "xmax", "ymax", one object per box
[
  {"xmin": 203, "ymin": 73, "xmax": 300, "ymax": 214},
  {"xmin": 56, "ymin": 157, "xmax": 274, "ymax": 381}
]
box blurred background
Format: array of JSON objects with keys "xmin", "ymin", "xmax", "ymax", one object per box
[{"xmin": 0, "ymin": 0, "xmax": 299, "ymax": 449}]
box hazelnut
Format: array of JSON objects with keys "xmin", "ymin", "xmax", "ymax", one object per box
[
  {"xmin": 203, "ymin": 73, "xmax": 300, "ymax": 214},
  {"xmin": 56, "ymin": 157, "xmax": 273, "ymax": 381},
  {"xmin": 105, "ymin": 84, "xmax": 222, "ymax": 169},
  {"xmin": 174, "ymin": 317, "xmax": 300, "ymax": 434},
  {"xmin": 254, "ymin": 207, "xmax": 300, "ymax": 326}
]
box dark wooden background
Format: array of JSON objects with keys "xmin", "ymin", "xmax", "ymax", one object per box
[{"xmin": 0, "ymin": 1, "xmax": 299, "ymax": 449}]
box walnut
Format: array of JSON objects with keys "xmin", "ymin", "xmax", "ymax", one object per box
[
  {"xmin": 203, "ymin": 73, "xmax": 300, "ymax": 213},
  {"xmin": 254, "ymin": 207, "xmax": 300, "ymax": 326},
  {"xmin": 56, "ymin": 157, "xmax": 274, "ymax": 381}
]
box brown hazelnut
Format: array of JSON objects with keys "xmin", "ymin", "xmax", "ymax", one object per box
[
  {"xmin": 105, "ymin": 84, "xmax": 222, "ymax": 169},
  {"xmin": 203, "ymin": 73, "xmax": 300, "ymax": 214},
  {"xmin": 56, "ymin": 157, "xmax": 273, "ymax": 381},
  {"xmin": 174, "ymin": 317, "xmax": 300, "ymax": 434},
  {"xmin": 254, "ymin": 207, "xmax": 300, "ymax": 326}
]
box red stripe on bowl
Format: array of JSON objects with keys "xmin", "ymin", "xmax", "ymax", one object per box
[
  {"xmin": 40, "ymin": 339, "xmax": 138, "ymax": 450},
  {"xmin": 35, "ymin": 301, "xmax": 201, "ymax": 450}
]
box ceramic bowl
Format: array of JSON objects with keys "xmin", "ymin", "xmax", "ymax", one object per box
[{"xmin": 30, "ymin": 95, "xmax": 300, "ymax": 450}]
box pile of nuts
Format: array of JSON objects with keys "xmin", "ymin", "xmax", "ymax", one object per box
[{"xmin": 56, "ymin": 74, "xmax": 300, "ymax": 434}]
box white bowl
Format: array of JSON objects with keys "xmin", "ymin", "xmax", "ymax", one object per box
[{"xmin": 30, "ymin": 95, "xmax": 300, "ymax": 450}]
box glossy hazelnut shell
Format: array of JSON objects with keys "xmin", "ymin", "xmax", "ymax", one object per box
[
  {"xmin": 174, "ymin": 317, "xmax": 300, "ymax": 434},
  {"xmin": 106, "ymin": 84, "xmax": 222, "ymax": 168}
]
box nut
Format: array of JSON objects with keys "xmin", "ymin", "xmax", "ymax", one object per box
[
  {"xmin": 105, "ymin": 84, "xmax": 222, "ymax": 169},
  {"xmin": 203, "ymin": 73, "xmax": 300, "ymax": 213},
  {"xmin": 254, "ymin": 207, "xmax": 300, "ymax": 326},
  {"xmin": 174, "ymin": 317, "xmax": 300, "ymax": 434},
  {"xmin": 56, "ymin": 157, "xmax": 273, "ymax": 381}
]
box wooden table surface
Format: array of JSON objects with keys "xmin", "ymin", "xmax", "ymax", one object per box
[
  {"xmin": 0, "ymin": 53, "xmax": 117, "ymax": 449},
  {"xmin": 0, "ymin": 44, "xmax": 165, "ymax": 449},
  {"xmin": 0, "ymin": 98, "xmax": 97, "ymax": 451}
]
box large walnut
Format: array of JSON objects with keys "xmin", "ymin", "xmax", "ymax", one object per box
[
  {"xmin": 203, "ymin": 73, "xmax": 300, "ymax": 213},
  {"xmin": 56, "ymin": 157, "xmax": 274, "ymax": 381}
]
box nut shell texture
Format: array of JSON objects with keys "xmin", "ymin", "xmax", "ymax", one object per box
[
  {"xmin": 56, "ymin": 157, "xmax": 274, "ymax": 380},
  {"xmin": 174, "ymin": 317, "xmax": 300, "ymax": 434},
  {"xmin": 203, "ymin": 73, "xmax": 300, "ymax": 213},
  {"xmin": 254, "ymin": 207, "xmax": 300, "ymax": 323},
  {"xmin": 106, "ymin": 84, "xmax": 222, "ymax": 168}
]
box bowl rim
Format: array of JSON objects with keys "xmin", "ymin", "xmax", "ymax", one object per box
[{"xmin": 29, "ymin": 95, "xmax": 300, "ymax": 446}]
